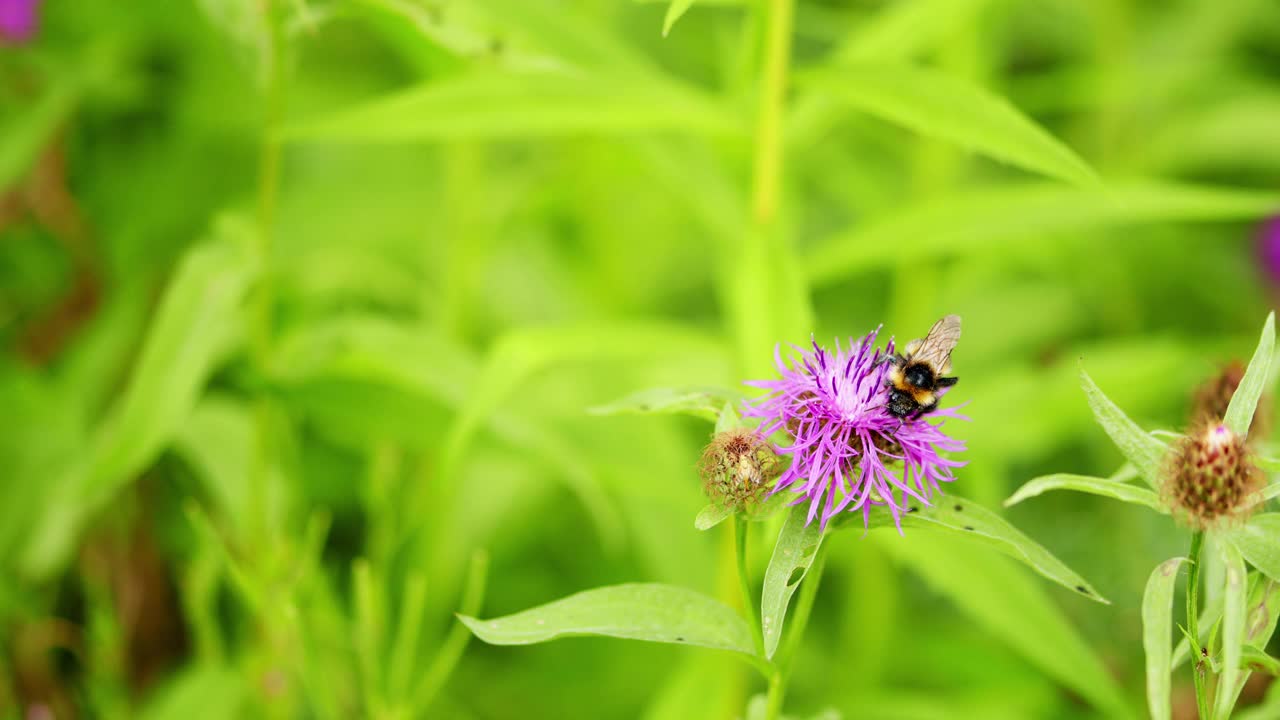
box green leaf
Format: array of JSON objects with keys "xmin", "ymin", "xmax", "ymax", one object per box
[
  {"xmin": 1079, "ymin": 367, "xmax": 1167, "ymax": 489},
  {"xmin": 0, "ymin": 75, "xmax": 78, "ymax": 191},
  {"xmin": 761, "ymin": 503, "xmax": 825, "ymax": 659},
  {"xmin": 662, "ymin": 0, "xmax": 696, "ymax": 36},
  {"xmin": 694, "ymin": 503, "xmax": 733, "ymax": 531},
  {"xmin": 21, "ymin": 218, "xmax": 259, "ymax": 579},
  {"xmin": 588, "ymin": 386, "xmax": 742, "ymax": 423},
  {"xmin": 880, "ymin": 533, "xmax": 1132, "ymax": 718},
  {"xmin": 839, "ymin": 495, "xmax": 1109, "ymax": 603},
  {"xmin": 806, "ymin": 182, "xmax": 1280, "ymax": 284},
  {"xmin": 1222, "ymin": 514, "xmax": 1280, "ymax": 583},
  {"xmin": 1142, "ymin": 558, "xmax": 1189, "ymax": 720},
  {"xmin": 715, "ymin": 402, "xmax": 741, "ymax": 433},
  {"xmin": 801, "ymin": 64, "xmax": 1098, "ymax": 187},
  {"xmin": 284, "ymin": 70, "xmax": 739, "ymax": 142},
  {"xmin": 1243, "ymin": 646, "xmax": 1280, "ymax": 676},
  {"xmin": 139, "ymin": 665, "xmax": 245, "ymax": 720},
  {"xmin": 1217, "ymin": 541, "xmax": 1247, "ymax": 719},
  {"xmin": 1005, "ymin": 473, "xmax": 1165, "ymax": 511},
  {"xmin": 459, "ymin": 583, "xmax": 756, "ymax": 656},
  {"xmin": 832, "ymin": 0, "xmax": 993, "ymax": 63},
  {"xmin": 1224, "ymin": 312, "xmax": 1276, "ymax": 438}
]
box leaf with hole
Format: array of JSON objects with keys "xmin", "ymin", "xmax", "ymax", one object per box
[{"xmin": 761, "ymin": 503, "xmax": 825, "ymax": 658}]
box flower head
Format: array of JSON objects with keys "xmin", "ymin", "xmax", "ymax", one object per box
[
  {"xmin": 1256, "ymin": 216, "xmax": 1280, "ymax": 285},
  {"xmin": 745, "ymin": 328, "xmax": 966, "ymax": 530},
  {"xmin": 1162, "ymin": 419, "xmax": 1263, "ymax": 530},
  {"xmin": 0, "ymin": 0, "xmax": 40, "ymax": 44},
  {"xmin": 697, "ymin": 428, "xmax": 781, "ymax": 511},
  {"xmin": 1191, "ymin": 361, "xmax": 1270, "ymax": 440}
]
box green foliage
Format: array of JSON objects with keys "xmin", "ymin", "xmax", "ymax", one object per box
[
  {"xmin": 760, "ymin": 504, "xmax": 823, "ymax": 659},
  {"xmin": 7, "ymin": 0, "xmax": 1280, "ymax": 717},
  {"xmin": 1142, "ymin": 558, "xmax": 1188, "ymax": 720},
  {"xmin": 459, "ymin": 583, "xmax": 757, "ymax": 657},
  {"xmin": 1225, "ymin": 312, "xmax": 1276, "ymax": 437},
  {"xmin": 802, "ymin": 64, "xmax": 1098, "ymax": 186}
]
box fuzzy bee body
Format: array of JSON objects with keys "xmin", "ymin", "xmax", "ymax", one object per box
[{"xmin": 885, "ymin": 315, "xmax": 961, "ymax": 419}]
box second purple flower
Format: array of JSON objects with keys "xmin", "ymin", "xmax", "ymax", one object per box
[{"xmin": 745, "ymin": 327, "xmax": 966, "ymax": 530}]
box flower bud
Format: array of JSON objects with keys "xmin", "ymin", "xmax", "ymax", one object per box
[
  {"xmin": 697, "ymin": 428, "xmax": 781, "ymax": 511},
  {"xmin": 1191, "ymin": 361, "xmax": 1270, "ymax": 439},
  {"xmin": 1162, "ymin": 419, "xmax": 1263, "ymax": 530}
]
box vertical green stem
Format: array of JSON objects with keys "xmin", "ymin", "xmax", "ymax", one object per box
[
  {"xmin": 251, "ymin": 0, "xmax": 286, "ymax": 543},
  {"xmin": 750, "ymin": 0, "xmax": 795, "ymax": 227},
  {"xmin": 1187, "ymin": 531, "xmax": 1212, "ymax": 720},
  {"xmin": 765, "ymin": 541, "xmax": 829, "ymax": 720},
  {"xmin": 734, "ymin": 515, "xmax": 765, "ymax": 657}
]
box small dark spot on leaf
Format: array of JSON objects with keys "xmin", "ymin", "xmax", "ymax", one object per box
[
  {"xmin": 906, "ymin": 506, "xmax": 918, "ymax": 513},
  {"xmin": 787, "ymin": 567, "xmax": 807, "ymax": 586},
  {"xmin": 675, "ymin": 636, "xmax": 685, "ymax": 642},
  {"xmin": 1076, "ymin": 586, "xmax": 1089, "ymax": 594},
  {"xmin": 963, "ymin": 525, "xmax": 974, "ymax": 531},
  {"xmin": 953, "ymin": 504, "xmax": 963, "ymax": 512}
]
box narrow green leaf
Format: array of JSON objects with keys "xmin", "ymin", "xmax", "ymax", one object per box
[
  {"xmin": 1079, "ymin": 367, "xmax": 1167, "ymax": 489},
  {"xmin": 1143, "ymin": 558, "xmax": 1189, "ymax": 720},
  {"xmin": 1172, "ymin": 595, "xmax": 1223, "ymax": 669},
  {"xmin": 841, "ymin": 495, "xmax": 1108, "ymax": 603},
  {"xmin": 833, "ymin": 0, "xmax": 992, "ymax": 63},
  {"xmin": 1224, "ymin": 312, "xmax": 1276, "ymax": 438},
  {"xmin": 715, "ymin": 402, "xmax": 741, "ymax": 433},
  {"xmin": 881, "ymin": 533, "xmax": 1132, "ymax": 718},
  {"xmin": 761, "ymin": 504, "xmax": 825, "ymax": 659},
  {"xmin": 0, "ymin": 75, "xmax": 77, "ymax": 191},
  {"xmin": 1005, "ymin": 473, "xmax": 1165, "ymax": 511},
  {"xmin": 1243, "ymin": 646, "xmax": 1280, "ymax": 676},
  {"xmin": 694, "ymin": 503, "xmax": 733, "ymax": 531},
  {"xmin": 459, "ymin": 583, "xmax": 755, "ymax": 656},
  {"xmin": 588, "ymin": 386, "xmax": 742, "ymax": 423},
  {"xmin": 662, "ymin": 0, "xmax": 696, "ymax": 36},
  {"xmin": 20, "ymin": 218, "xmax": 259, "ymax": 579},
  {"xmin": 806, "ymin": 182, "xmax": 1280, "ymax": 285},
  {"xmin": 1223, "ymin": 514, "xmax": 1280, "ymax": 583},
  {"xmin": 1217, "ymin": 542, "xmax": 1247, "ymax": 719},
  {"xmin": 802, "ymin": 64, "xmax": 1098, "ymax": 187},
  {"xmin": 285, "ymin": 70, "xmax": 739, "ymax": 142}
]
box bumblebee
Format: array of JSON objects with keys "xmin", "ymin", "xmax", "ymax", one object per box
[{"xmin": 885, "ymin": 315, "xmax": 961, "ymax": 419}]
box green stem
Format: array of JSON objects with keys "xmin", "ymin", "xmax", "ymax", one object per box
[
  {"xmin": 734, "ymin": 515, "xmax": 766, "ymax": 657},
  {"xmin": 750, "ymin": 0, "xmax": 795, "ymax": 227},
  {"xmin": 765, "ymin": 541, "xmax": 829, "ymax": 720},
  {"xmin": 416, "ymin": 551, "xmax": 489, "ymax": 710},
  {"xmin": 1188, "ymin": 531, "xmax": 1212, "ymax": 720}
]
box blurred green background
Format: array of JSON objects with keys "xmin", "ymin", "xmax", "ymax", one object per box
[{"xmin": 3, "ymin": 0, "xmax": 1280, "ymax": 717}]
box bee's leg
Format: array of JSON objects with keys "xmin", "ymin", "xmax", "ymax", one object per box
[{"xmin": 935, "ymin": 376, "xmax": 958, "ymax": 388}]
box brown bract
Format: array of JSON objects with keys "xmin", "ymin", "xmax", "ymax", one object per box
[{"xmin": 1192, "ymin": 361, "xmax": 1271, "ymax": 440}]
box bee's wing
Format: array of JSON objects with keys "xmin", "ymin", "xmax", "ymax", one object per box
[{"xmin": 912, "ymin": 315, "xmax": 962, "ymax": 372}]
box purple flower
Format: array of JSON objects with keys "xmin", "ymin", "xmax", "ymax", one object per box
[
  {"xmin": 744, "ymin": 328, "xmax": 966, "ymax": 530},
  {"xmin": 1259, "ymin": 216, "xmax": 1280, "ymax": 285},
  {"xmin": 0, "ymin": 0, "xmax": 40, "ymax": 43}
]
